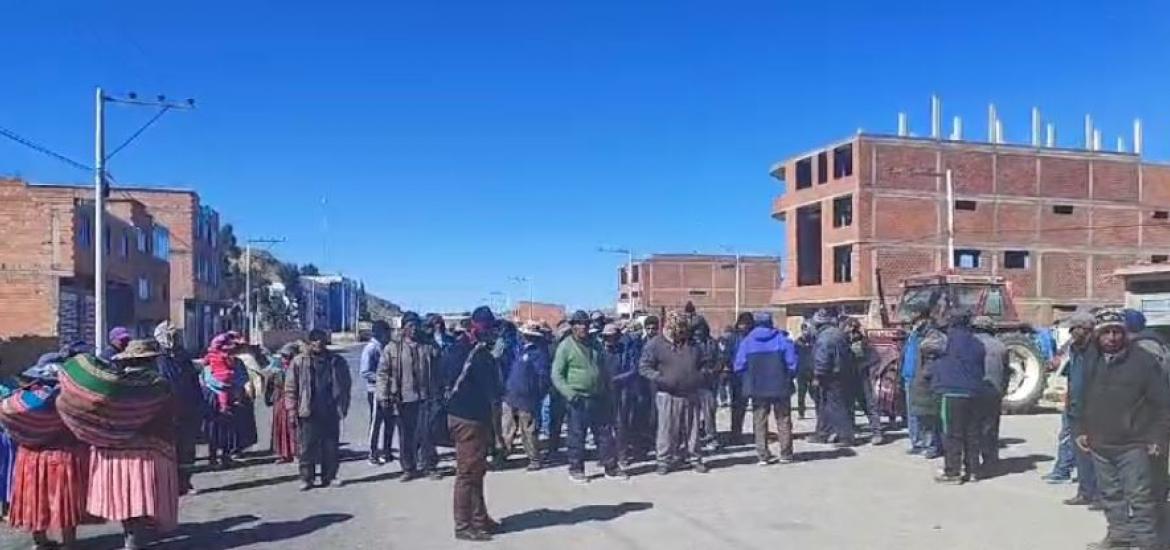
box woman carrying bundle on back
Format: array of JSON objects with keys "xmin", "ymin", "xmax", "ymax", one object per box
[
  {"xmin": 0, "ymin": 348, "xmax": 90, "ymax": 550},
  {"xmin": 57, "ymin": 339, "xmax": 179, "ymax": 550},
  {"xmin": 202, "ymin": 332, "xmax": 258, "ymax": 468},
  {"xmin": 265, "ymin": 342, "xmax": 302, "ymax": 463}
]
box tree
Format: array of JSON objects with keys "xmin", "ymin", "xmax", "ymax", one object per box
[
  {"xmin": 299, "ymin": 263, "xmax": 320, "ymax": 277},
  {"xmin": 357, "ymin": 282, "xmax": 370, "ymax": 321}
]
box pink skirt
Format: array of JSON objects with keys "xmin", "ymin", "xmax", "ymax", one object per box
[
  {"xmin": 87, "ymin": 447, "xmax": 179, "ymax": 532},
  {"xmin": 9, "ymin": 445, "xmax": 90, "ymax": 532}
]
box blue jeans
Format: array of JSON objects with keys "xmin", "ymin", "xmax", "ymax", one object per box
[
  {"xmin": 1051, "ymin": 413, "xmax": 1076, "ymax": 478},
  {"xmin": 905, "ymin": 381, "xmax": 924, "ymax": 450}
]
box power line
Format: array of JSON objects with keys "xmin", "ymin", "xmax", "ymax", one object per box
[
  {"xmin": 0, "ymin": 125, "xmax": 92, "ymax": 172},
  {"xmin": 105, "ymin": 106, "xmax": 172, "ymax": 161}
]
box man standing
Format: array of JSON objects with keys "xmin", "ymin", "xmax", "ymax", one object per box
[
  {"xmin": 812, "ymin": 309, "xmax": 855, "ymax": 448},
  {"xmin": 1079, "ymin": 310, "xmax": 1170, "ymax": 550},
  {"xmin": 285, "ymin": 329, "xmax": 352, "ymax": 490},
  {"xmin": 502, "ymin": 321, "xmax": 550, "ymax": 471},
  {"xmin": 100, "ymin": 326, "xmax": 133, "ymax": 362},
  {"xmin": 970, "ymin": 316, "xmax": 1007, "ymax": 471},
  {"xmin": 845, "ymin": 319, "xmax": 886, "ymax": 446},
  {"xmin": 379, "ymin": 312, "xmax": 443, "ymax": 481},
  {"xmin": 734, "ymin": 312, "xmax": 797, "ymax": 465},
  {"xmin": 361, "ymin": 320, "xmax": 395, "ymax": 465},
  {"xmin": 552, "ymin": 311, "xmax": 623, "ymax": 483},
  {"xmin": 692, "ymin": 318, "xmax": 721, "ymax": 451},
  {"xmin": 603, "ymin": 322, "xmax": 642, "ymax": 467},
  {"xmin": 795, "ymin": 322, "xmax": 816, "ymax": 420},
  {"xmin": 1060, "ymin": 312, "xmax": 1100, "ymax": 508},
  {"xmin": 640, "ymin": 310, "xmax": 710, "ymax": 475},
  {"xmin": 901, "ymin": 306, "xmax": 931, "ymax": 455},
  {"xmin": 726, "ymin": 312, "xmax": 755, "ymax": 443},
  {"xmin": 444, "ymin": 307, "xmax": 502, "ymax": 542},
  {"xmin": 924, "ymin": 311, "xmax": 986, "ymax": 484}
]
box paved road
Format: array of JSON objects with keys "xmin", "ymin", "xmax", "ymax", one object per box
[{"xmin": 0, "ymin": 346, "xmax": 1104, "ymax": 549}]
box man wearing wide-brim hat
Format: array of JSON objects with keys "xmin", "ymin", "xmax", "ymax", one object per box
[
  {"xmin": 1077, "ymin": 309, "xmax": 1170, "ymax": 550},
  {"xmin": 112, "ymin": 339, "xmax": 163, "ymax": 364},
  {"xmin": 500, "ymin": 321, "xmax": 550, "ymax": 471}
]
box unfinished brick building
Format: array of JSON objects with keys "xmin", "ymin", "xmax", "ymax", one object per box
[
  {"xmin": 771, "ymin": 132, "xmax": 1170, "ymax": 324},
  {"xmin": 616, "ymin": 254, "xmax": 782, "ymax": 330}
]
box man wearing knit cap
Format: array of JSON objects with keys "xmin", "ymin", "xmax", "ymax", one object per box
[
  {"xmin": 970, "ymin": 316, "xmax": 1007, "ymax": 469},
  {"xmin": 725, "ymin": 311, "xmax": 756, "ymax": 443},
  {"xmin": 640, "ymin": 310, "xmax": 711, "ymax": 474},
  {"xmin": 811, "ymin": 308, "xmax": 855, "ymax": 447},
  {"xmin": 1060, "ymin": 312, "xmax": 1101, "ymax": 508},
  {"xmin": 1078, "ymin": 309, "xmax": 1170, "ymax": 550},
  {"xmin": 100, "ymin": 326, "xmax": 133, "ymax": 362}
]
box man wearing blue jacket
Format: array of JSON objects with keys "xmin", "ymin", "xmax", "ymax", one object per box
[
  {"xmin": 360, "ymin": 320, "xmax": 394, "ymax": 465},
  {"xmin": 924, "ymin": 310, "xmax": 987, "ymax": 484},
  {"xmin": 734, "ymin": 312, "xmax": 798, "ymax": 465},
  {"xmin": 501, "ymin": 321, "xmax": 550, "ymax": 471}
]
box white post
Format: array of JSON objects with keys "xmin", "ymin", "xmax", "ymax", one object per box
[
  {"xmin": 897, "ymin": 112, "xmax": 908, "ymax": 137},
  {"xmin": 946, "ymin": 169, "xmax": 955, "ymax": 269},
  {"xmin": 1031, "ymin": 107, "xmax": 1041, "ymax": 147},
  {"xmin": 734, "ymin": 253, "xmax": 742, "ymax": 316},
  {"xmin": 1134, "ymin": 119, "xmax": 1144, "ymax": 155},
  {"xmin": 244, "ymin": 242, "xmax": 252, "ymax": 342},
  {"xmin": 988, "ymin": 104, "xmax": 997, "ymax": 142},
  {"xmin": 995, "ymin": 120, "xmax": 1004, "ymax": 144},
  {"xmin": 1085, "ymin": 114, "xmax": 1094, "ymax": 148},
  {"xmin": 1046, "ymin": 123, "xmax": 1056, "ymax": 147},
  {"xmin": 1093, "ymin": 129, "xmax": 1102, "ymax": 151},
  {"xmin": 951, "ymin": 116, "xmax": 963, "ymax": 140},
  {"xmin": 1117, "ymin": 136, "xmax": 1127, "ymax": 153},
  {"xmin": 94, "ymin": 87, "xmax": 107, "ymax": 346},
  {"xmin": 931, "ymin": 95, "xmax": 941, "ymax": 139}
]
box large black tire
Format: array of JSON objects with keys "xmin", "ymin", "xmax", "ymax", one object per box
[{"xmin": 998, "ymin": 332, "xmax": 1046, "ymax": 414}]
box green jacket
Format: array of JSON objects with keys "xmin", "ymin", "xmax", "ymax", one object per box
[{"xmin": 552, "ymin": 336, "xmax": 606, "ymax": 400}]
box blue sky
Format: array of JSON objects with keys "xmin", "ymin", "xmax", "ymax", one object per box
[{"xmin": 2, "ymin": 1, "xmax": 1168, "ymax": 312}]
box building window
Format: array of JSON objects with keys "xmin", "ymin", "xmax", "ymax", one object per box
[
  {"xmin": 162, "ymin": 283, "xmax": 169, "ymax": 301},
  {"xmin": 1154, "ymin": 211, "xmax": 1169, "ymax": 220},
  {"xmin": 955, "ymin": 200, "xmax": 977, "ymax": 211},
  {"xmin": 631, "ymin": 291, "xmax": 640, "ymax": 298},
  {"xmin": 119, "ymin": 232, "xmax": 130, "ymax": 258},
  {"xmin": 137, "ymin": 277, "xmax": 150, "ymax": 301},
  {"xmin": 817, "ymin": 151, "xmax": 829, "ymax": 184},
  {"xmin": 687, "ymin": 290, "xmax": 708, "ymax": 296},
  {"xmin": 620, "ymin": 292, "xmax": 629, "ymax": 300},
  {"xmin": 832, "ymin": 195, "xmax": 853, "ymax": 228},
  {"xmin": 955, "ymin": 249, "xmax": 982, "ymax": 269},
  {"xmin": 833, "ymin": 144, "xmax": 854, "ymax": 178},
  {"xmin": 1003, "ymin": 250, "xmax": 1030, "ymax": 269},
  {"xmin": 1052, "ymin": 205, "xmax": 1075, "ymax": 215},
  {"xmin": 833, "ymin": 245, "xmax": 853, "ymax": 283},
  {"xmin": 795, "ymin": 157, "xmax": 813, "ymax": 190},
  {"xmin": 620, "ymin": 267, "xmax": 628, "ymax": 285},
  {"xmin": 77, "ymin": 215, "xmax": 92, "ymax": 248},
  {"xmin": 631, "ymin": 265, "xmax": 640, "ymax": 283},
  {"xmin": 1154, "ymin": 255, "xmax": 1169, "ymax": 264},
  {"xmin": 136, "ymin": 227, "xmax": 147, "ymax": 253},
  {"xmin": 153, "ymin": 227, "xmax": 170, "ymax": 260},
  {"xmin": 104, "ymin": 230, "xmax": 111, "ymax": 255}
]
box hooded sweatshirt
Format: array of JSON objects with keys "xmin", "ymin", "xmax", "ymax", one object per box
[{"xmin": 733, "ymin": 326, "xmax": 798, "ymax": 399}]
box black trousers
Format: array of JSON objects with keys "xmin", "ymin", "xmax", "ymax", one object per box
[
  {"xmin": 398, "ymin": 400, "xmax": 439, "ymax": 473},
  {"xmin": 546, "ymin": 393, "xmax": 567, "ymax": 455},
  {"xmin": 941, "ymin": 395, "xmax": 978, "ymax": 478},
  {"xmin": 1094, "ymin": 446, "xmax": 1158, "ymax": 547},
  {"xmin": 796, "ymin": 372, "xmax": 813, "ymax": 418},
  {"xmin": 860, "ymin": 375, "xmax": 882, "ymax": 437},
  {"xmin": 977, "ymin": 392, "xmax": 1002, "ymax": 465},
  {"xmin": 729, "ymin": 373, "xmax": 748, "ymax": 442},
  {"xmin": 298, "ymin": 412, "xmax": 341, "ymax": 484},
  {"xmin": 819, "ymin": 377, "xmax": 854, "ymax": 443},
  {"xmin": 367, "ymin": 392, "xmax": 395, "ymax": 460}
]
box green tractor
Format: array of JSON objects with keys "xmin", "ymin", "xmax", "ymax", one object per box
[{"xmin": 867, "ymin": 270, "xmax": 1049, "ymax": 414}]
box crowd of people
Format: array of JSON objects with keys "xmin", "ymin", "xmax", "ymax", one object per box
[{"xmin": 0, "ymin": 300, "xmax": 1167, "ymax": 548}]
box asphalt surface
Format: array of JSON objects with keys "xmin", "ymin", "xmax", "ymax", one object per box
[{"xmin": 0, "ymin": 346, "xmax": 1105, "ymax": 549}]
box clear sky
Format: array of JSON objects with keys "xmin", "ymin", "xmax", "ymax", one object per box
[{"xmin": 2, "ymin": 1, "xmax": 1168, "ymax": 313}]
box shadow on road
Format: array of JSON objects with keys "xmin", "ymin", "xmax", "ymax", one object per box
[
  {"xmin": 981, "ymin": 453, "xmax": 1053, "ymax": 480},
  {"xmin": 196, "ymin": 473, "xmax": 303, "ymax": 495},
  {"xmin": 84, "ymin": 513, "xmax": 355, "ymax": 549},
  {"xmin": 499, "ymin": 502, "xmax": 652, "ymax": 534},
  {"xmin": 342, "ymin": 469, "xmax": 405, "ymax": 486}
]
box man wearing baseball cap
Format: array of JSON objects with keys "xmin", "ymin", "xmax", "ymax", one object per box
[{"xmin": 1077, "ymin": 309, "xmax": 1170, "ymax": 550}]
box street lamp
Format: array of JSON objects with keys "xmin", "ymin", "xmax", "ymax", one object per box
[
  {"xmin": 509, "ymin": 276, "xmax": 534, "ymax": 320},
  {"xmin": 598, "ymin": 246, "xmax": 635, "ymax": 318}
]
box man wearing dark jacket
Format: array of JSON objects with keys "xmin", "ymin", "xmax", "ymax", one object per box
[
  {"xmin": 1077, "ymin": 309, "xmax": 1170, "ymax": 550},
  {"xmin": 726, "ymin": 312, "xmax": 755, "ymax": 443},
  {"xmin": 444, "ymin": 307, "xmax": 503, "ymax": 542},
  {"xmin": 501, "ymin": 321, "xmax": 550, "ymax": 471},
  {"xmin": 692, "ymin": 318, "xmax": 722, "ymax": 450},
  {"xmin": 378, "ymin": 312, "xmax": 443, "ymax": 481},
  {"xmin": 924, "ymin": 310, "xmax": 986, "ymax": 484},
  {"xmin": 734, "ymin": 311, "xmax": 797, "ymax": 464},
  {"xmin": 1061, "ymin": 312, "xmax": 1100, "ymax": 508},
  {"xmin": 971, "ymin": 316, "xmax": 1007, "ymax": 469},
  {"xmin": 285, "ymin": 329, "xmax": 352, "ymax": 490},
  {"xmin": 640, "ymin": 310, "xmax": 711, "ymax": 474},
  {"xmin": 603, "ymin": 322, "xmax": 645, "ymax": 467},
  {"xmin": 812, "ymin": 309, "xmax": 855, "ymax": 447}
]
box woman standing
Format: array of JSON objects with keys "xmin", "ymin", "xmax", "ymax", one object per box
[
  {"xmin": 0, "ymin": 360, "xmax": 89, "ymax": 549},
  {"xmin": 265, "ymin": 342, "xmax": 301, "ymax": 463},
  {"xmin": 202, "ymin": 333, "xmax": 258, "ymax": 468},
  {"xmin": 58, "ymin": 341, "xmax": 179, "ymax": 550}
]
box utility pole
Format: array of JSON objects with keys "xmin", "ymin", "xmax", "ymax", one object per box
[
  {"xmin": 244, "ymin": 237, "xmax": 285, "ymax": 343},
  {"xmin": 509, "ymin": 276, "xmax": 535, "ymax": 320},
  {"xmin": 92, "ymin": 88, "xmax": 193, "ymax": 345},
  {"xmin": 945, "ymin": 169, "xmax": 955, "ymax": 269},
  {"xmin": 597, "ymin": 247, "xmax": 634, "ymax": 318}
]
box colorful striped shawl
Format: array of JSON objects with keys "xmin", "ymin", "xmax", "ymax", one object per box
[
  {"xmin": 0, "ymin": 384, "xmax": 70, "ymax": 448},
  {"xmin": 56, "ymin": 355, "xmax": 174, "ymax": 449}
]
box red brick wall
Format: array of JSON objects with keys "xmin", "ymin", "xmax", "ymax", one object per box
[
  {"xmin": 1040, "ymin": 157, "xmax": 1090, "ymax": 199},
  {"xmin": 943, "ymin": 150, "xmax": 994, "ymax": 194},
  {"xmin": 1000, "ymin": 256, "xmax": 1039, "ymax": 298},
  {"xmin": 0, "ymin": 273, "xmax": 56, "ymax": 338},
  {"xmin": 996, "ymin": 154, "xmax": 1037, "ymax": 196},
  {"xmin": 1041, "ymin": 253, "xmax": 1088, "ymax": 299},
  {"xmin": 510, "ymin": 302, "xmax": 565, "ymax": 325},
  {"xmin": 996, "ymin": 203, "xmax": 1039, "ymax": 245},
  {"xmin": 1145, "ymin": 210, "xmax": 1170, "ymax": 248},
  {"xmin": 1039, "ymin": 205, "xmax": 1090, "ymax": 246},
  {"xmin": 873, "ymin": 196, "xmax": 937, "ymax": 241},
  {"xmin": 1092, "ymin": 207, "xmax": 1139, "ymax": 247},
  {"xmin": 875, "ymin": 248, "xmax": 938, "ymax": 291},
  {"xmin": 874, "ymin": 145, "xmax": 937, "ymax": 191},
  {"xmin": 1094, "ymin": 161, "xmax": 1139, "ymax": 202},
  {"xmin": 1092, "ymin": 254, "xmax": 1140, "ymax": 302},
  {"xmin": 954, "ymin": 205, "xmax": 993, "ymax": 242},
  {"xmin": 1143, "ymin": 164, "xmax": 1170, "ymax": 206}
]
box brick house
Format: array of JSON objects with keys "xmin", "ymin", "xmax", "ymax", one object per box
[
  {"xmin": 770, "ymin": 134, "xmax": 1170, "ymax": 324},
  {"xmin": 616, "ymin": 254, "xmax": 782, "ymax": 331},
  {"xmin": 0, "ymin": 179, "xmax": 171, "ymax": 346},
  {"xmin": 509, "ymin": 301, "xmax": 566, "ymax": 326}
]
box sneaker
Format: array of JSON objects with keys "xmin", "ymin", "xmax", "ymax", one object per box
[
  {"xmin": 400, "ymin": 471, "xmax": 421, "ymax": 482},
  {"xmin": 656, "ymin": 463, "xmax": 671, "ymax": 476},
  {"xmin": 526, "ymin": 462, "xmax": 542, "ymax": 472},
  {"xmin": 833, "ymin": 440, "xmax": 855, "ymax": 449},
  {"xmin": 1088, "ymin": 500, "xmax": 1105, "ymax": 511},
  {"xmin": 427, "ymin": 470, "xmax": 444, "ymax": 481},
  {"xmin": 368, "ymin": 457, "xmax": 382, "ymax": 466},
  {"xmin": 923, "ymin": 450, "xmax": 943, "ymax": 460},
  {"xmin": 1064, "ymin": 495, "xmax": 1093, "ymax": 506},
  {"xmin": 906, "ymin": 447, "xmax": 924, "ymax": 456},
  {"xmin": 870, "ymin": 434, "xmax": 884, "ymax": 446},
  {"xmin": 454, "ymin": 529, "xmax": 492, "ymax": 542},
  {"xmin": 569, "ymin": 470, "xmax": 589, "ymax": 484},
  {"xmin": 806, "ymin": 435, "xmax": 828, "ymax": 444},
  {"xmin": 326, "ymin": 478, "xmax": 343, "ymax": 488},
  {"xmin": 778, "ymin": 454, "xmax": 796, "ymax": 464},
  {"xmin": 758, "ymin": 456, "xmax": 777, "ymax": 466},
  {"xmin": 1085, "ymin": 537, "xmax": 1135, "ymax": 550},
  {"xmin": 692, "ymin": 462, "xmax": 709, "ymax": 474},
  {"xmin": 604, "ymin": 468, "xmax": 630, "ymax": 481},
  {"xmin": 934, "ymin": 473, "xmax": 964, "ymax": 485},
  {"xmin": 1042, "ymin": 472, "xmax": 1074, "ymax": 484},
  {"xmin": 299, "ymin": 481, "xmax": 313, "ymax": 492}
]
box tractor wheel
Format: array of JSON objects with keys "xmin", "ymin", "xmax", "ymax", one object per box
[{"xmin": 998, "ymin": 332, "xmax": 1047, "ymax": 414}]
